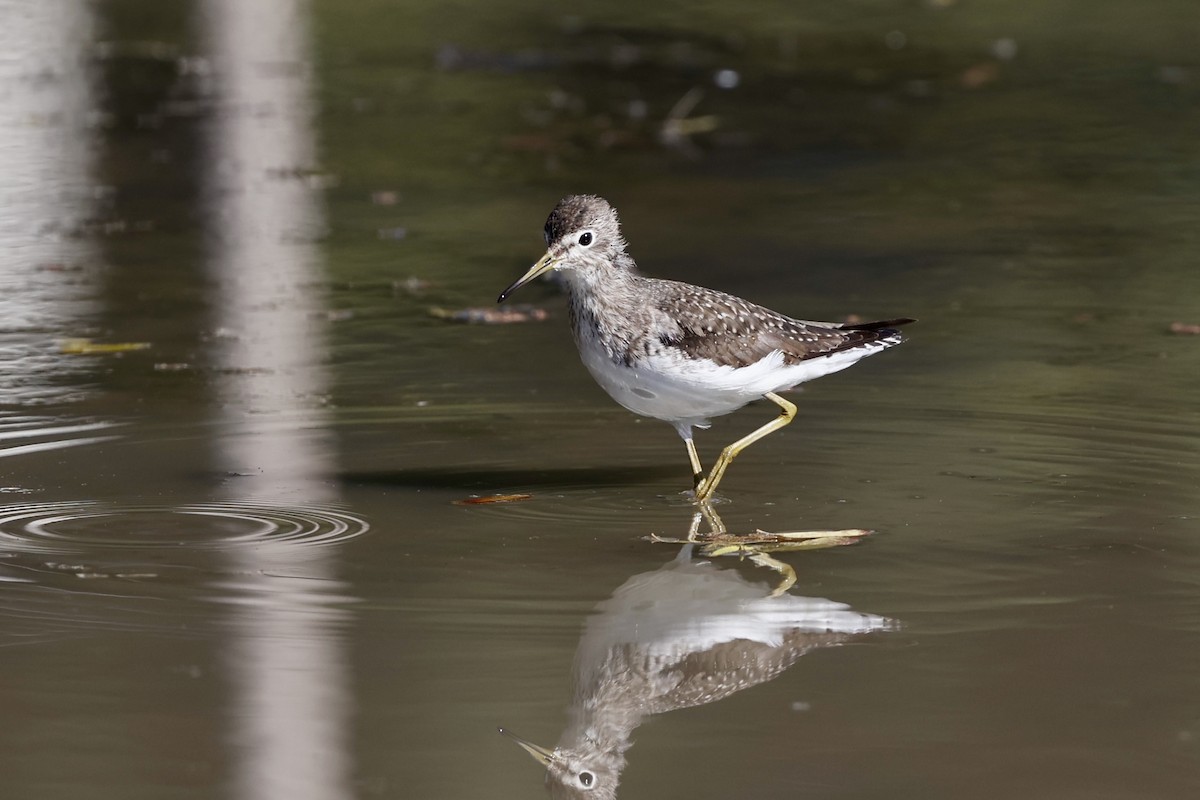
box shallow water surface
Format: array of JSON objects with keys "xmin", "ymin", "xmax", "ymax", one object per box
[{"xmin": 2, "ymin": 1, "xmax": 1199, "ymax": 799}]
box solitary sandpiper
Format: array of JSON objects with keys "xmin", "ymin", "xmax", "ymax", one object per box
[
  {"xmin": 498, "ymin": 195, "xmax": 913, "ymax": 502},
  {"xmin": 500, "ymin": 546, "xmax": 895, "ymax": 797}
]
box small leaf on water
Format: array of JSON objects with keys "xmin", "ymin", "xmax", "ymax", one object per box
[
  {"xmin": 453, "ymin": 494, "xmax": 534, "ymax": 505},
  {"xmin": 61, "ymin": 338, "xmax": 151, "ymax": 355}
]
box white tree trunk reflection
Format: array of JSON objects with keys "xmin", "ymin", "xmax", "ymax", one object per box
[{"xmin": 203, "ymin": 2, "xmax": 354, "ymax": 799}]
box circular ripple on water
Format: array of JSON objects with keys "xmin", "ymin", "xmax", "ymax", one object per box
[{"xmin": 0, "ymin": 501, "xmax": 370, "ymax": 554}]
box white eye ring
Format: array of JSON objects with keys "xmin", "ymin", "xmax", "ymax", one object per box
[
  {"xmin": 577, "ymin": 231, "xmax": 594, "ymax": 247},
  {"xmin": 578, "ymin": 771, "xmax": 595, "ymax": 788}
]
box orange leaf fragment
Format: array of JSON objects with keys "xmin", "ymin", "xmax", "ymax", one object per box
[{"xmin": 453, "ymin": 493, "xmax": 533, "ymax": 505}]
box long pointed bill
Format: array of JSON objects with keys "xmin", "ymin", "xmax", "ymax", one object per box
[
  {"xmin": 497, "ymin": 250, "xmax": 559, "ymax": 303},
  {"xmin": 498, "ymin": 727, "xmax": 556, "ymax": 766}
]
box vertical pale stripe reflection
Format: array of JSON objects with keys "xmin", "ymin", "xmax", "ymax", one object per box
[
  {"xmin": 0, "ymin": 0, "xmax": 99, "ymax": 405},
  {"xmin": 203, "ymin": 2, "xmax": 352, "ymax": 799}
]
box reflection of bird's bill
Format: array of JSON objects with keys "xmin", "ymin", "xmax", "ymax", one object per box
[
  {"xmin": 497, "ymin": 251, "xmax": 559, "ymax": 303},
  {"xmin": 498, "ymin": 727, "xmax": 556, "ymax": 766}
]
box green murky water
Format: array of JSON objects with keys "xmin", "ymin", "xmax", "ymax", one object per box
[{"xmin": 2, "ymin": 1, "xmax": 1198, "ymax": 798}]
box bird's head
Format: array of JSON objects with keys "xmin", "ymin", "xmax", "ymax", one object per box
[
  {"xmin": 499, "ymin": 727, "xmax": 624, "ymax": 800},
  {"xmin": 498, "ymin": 195, "xmax": 627, "ymax": 303}
]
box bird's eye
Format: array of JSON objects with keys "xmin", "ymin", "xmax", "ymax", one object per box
[
  {"xmin": 578, "ymin": 231, "xmax": 593, "ymax": 247},
  {"xmin": 578, "ymin": 772, "xmax": 595, "ymax": 788}
]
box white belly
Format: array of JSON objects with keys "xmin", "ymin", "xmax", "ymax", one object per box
[{"xmin": 575, "ymin": 332, "xmax": 890, "ymax": 429}]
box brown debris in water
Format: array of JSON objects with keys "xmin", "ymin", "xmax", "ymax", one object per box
[
  {"xmin": 371, "ymin": 190, "xmax": 400, "ymax": 205},
  {"xmin": 960, "ymin": 61, "xmax": 1001, "ymax": 89},
  {"xmin": 61, "ymin": 339, "xmax": 151, "ymax": 355},
  {"xmin": 429, "ymin": 305, "xmax": 548, "ymax": 324},
  {"xmin": 453, "ymin": 493, "xmax": 534, "ymax": 505}
]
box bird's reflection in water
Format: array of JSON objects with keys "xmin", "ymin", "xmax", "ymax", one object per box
[{"xmin": 502, "ymin": 543, "xmax": 896, "ymax": 799}]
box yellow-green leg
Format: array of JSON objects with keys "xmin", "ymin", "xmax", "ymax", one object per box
[
  {"xmin": 694, "ymin": 392, "xmax": 797, "ymax": 503},
  {"xmin": 684, "ymin": 438, "xmax": 704, "ymax": 489}
]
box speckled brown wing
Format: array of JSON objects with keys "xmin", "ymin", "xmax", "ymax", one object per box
[
  {"xmin": 643, "ymin": 632, "xmax": 858, "ymax": 714},
  {"xmin": 651, "ymin": 281, "xmax": 908, "ymax": 368}
]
